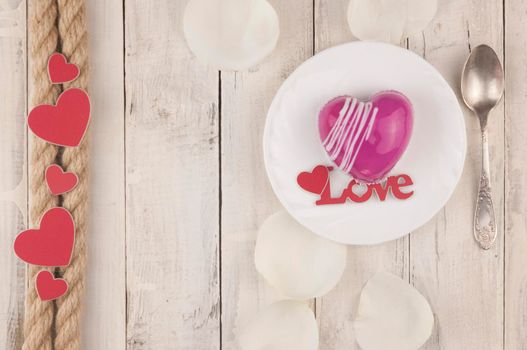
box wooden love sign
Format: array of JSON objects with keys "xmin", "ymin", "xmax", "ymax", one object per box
[{"xmin": 297, "ymin": 165, "xmax": 414, "ymax": 205}]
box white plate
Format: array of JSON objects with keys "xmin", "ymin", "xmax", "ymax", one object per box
[{"xmin": 263, "ymin": 42, "xmax": 466, "ymax": 245}]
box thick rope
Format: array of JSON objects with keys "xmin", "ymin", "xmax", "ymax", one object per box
[
  {"xmin": 23, "ymin": 1, "xmax": 61, "ymax": 349},
  {"xmin": 54, "ymin": 0, "xmax": 90, "ymax": 349}
]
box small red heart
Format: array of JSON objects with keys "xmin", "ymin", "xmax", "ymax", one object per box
[
  {"xmin": 45, "ymin": 164, "xmax": 78, "ymax": 195},
  {"xmin": 28, "ymin": 88, "xmax": 90, "ymax": 147},
  {"xmin": 48, "ymin": 53, "xmax": 79, "ymax": 84},
  {"xmin": 35, "ymin": 270, "xmax": 68, "ymax": 301},
  {"xmin": 14, "ymin": 207, "xmax": 75, "ymax": 267},
  {"xmin": 297, "ymin": 165, "xmax": 330, "ymax": 194}
]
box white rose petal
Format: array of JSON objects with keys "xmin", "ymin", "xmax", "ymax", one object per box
[
  {"xmin": 183, "ymin": 0, "xmax": 279, "ymax": 70},
  {"xmin": 347, "ymin": 0, "xmax": 437, "ymax": 44},
  {"xmin": 347, "ymin": 0, "xmax": 406, "ymax": 44},
  {"xmin": 255, "ymin": 211, "xmax": 347, "ymax": 300},
  {"xmin": 238, "ymin": 300, "xmax": 319, "ymax": 350},
  {"xmin": 354, "ymin": 272, "xmax": 434, "ymax": 350},
  {"xmin": 405, "ymin": 0, "xmax": 438, "ymax": 36}
]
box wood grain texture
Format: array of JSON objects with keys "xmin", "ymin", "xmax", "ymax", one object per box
[
  {"xmin": 220, "ymin": 1, "xmax": 313, "ymax": 348},
  {"xmin": 83, "ymin": 0, "xmax": 126, "ymax": 349},
  {"xmin": 505, "ymin": 0, "xmax": 527, "ymax": 348},
  {"xmin": 3, "ymin": 0, "xmax": 527, "ymax": 349},
  {"xmin": 0, "ymin": 0, "xmax": 26, "ymax": 349},
  {"xmin": 124, "ymin": 0, "xmax": 220, "ymax": 348},
  {"xmin": 314, "ymin": 2, "xmax": 409, "ymax": 349},
  {"xmin": 408, "ymin": 0, "xmax": 505, "ymax": 349}
]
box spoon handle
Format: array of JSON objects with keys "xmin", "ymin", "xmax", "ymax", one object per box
[{"xmin": 474, "ymin": 129, "xmax": 497, "ymax": 249}]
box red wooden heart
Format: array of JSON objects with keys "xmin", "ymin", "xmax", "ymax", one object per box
[
  {"xmin": 297, "ymin": 165, "xmax": 330, "ymax": 194},
  {"xmin": 35, "ymin": 270, "xmax": 68, "ymax": 301},
  {"xmin": 27, "ymin": 88, "xmax": 90, "ymax": 147},
  {"xmin": 48, "ymin": 53, "xmax": 79, "ymax": 84},
  {"xmin": 45, "ymin": 164, "xmax": 78, "ymax": 195},
  {"xmin": 14, "ymin": 207, "xmax": 75, "ymax": 267}
]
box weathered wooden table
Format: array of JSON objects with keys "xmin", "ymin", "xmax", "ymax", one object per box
[{"xmin": 1, "ymin": 0, "xmax": 525, "ymax": 349}]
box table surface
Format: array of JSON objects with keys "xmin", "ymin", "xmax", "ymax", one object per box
[{"xmin": 0, "ymin": 0, "xmax": 526, "ymax": 349}]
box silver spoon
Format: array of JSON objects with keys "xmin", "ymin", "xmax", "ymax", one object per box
[{"xmin": 461, "ymin": 44, "xmax": 504, "ymax": 250}]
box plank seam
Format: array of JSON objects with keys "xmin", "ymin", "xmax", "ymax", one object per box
[
  {"xmin": 502, "ymin": 0, "xmax": 506, "ymax": 348},
  {"xmin": 219, "ymin": 69, "xmax": 223, "ymax": 350},
  {"xmin": 122, "ymin": 0, "xmax": 128, "ymax": 348}
]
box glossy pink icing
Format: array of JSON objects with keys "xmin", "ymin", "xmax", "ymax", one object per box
[{"xmin": 318, "ymin": 91, "xmax": 413, "ymax": 183}]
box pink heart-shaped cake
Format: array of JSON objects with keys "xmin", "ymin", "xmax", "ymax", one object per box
[{"xmin": 318, "ymin": 91, "xmax": 413, "ymax": 183}]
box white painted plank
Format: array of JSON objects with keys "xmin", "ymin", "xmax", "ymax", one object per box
[
  {"xmin": 314, "ymin": 2, "xmax": 409, "ymax": 349},
  {"xmin": 0, "ymin": 0, "xmax": 26, "ymax": 348},
  {"xmin": 83, "ymin": 1, "xmax": 126, "ymax": 349},
  {"xmin": 124, "ymin": 0, "xmax": 220, "ymax": 348},
  {"xmin": 314, "ymin": 0, "xmax": 354, "ymax": 51},
  {"xmin": 409, "ymin": 0, "xmax": 505, "ymax": 349},
  {"xmin": 504, "ymin": 0, "xmax": 527, "ymax": 347},
  {"xmin": 220, "ymin": 0, "xmax": 313, "ymax": 348}
]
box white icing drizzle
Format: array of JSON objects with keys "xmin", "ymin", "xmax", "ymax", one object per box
[
  {"xmin": 331, "ymin": 102, "xmax": 362, "ymax": 160},
  {"xmin": 323, "ymin": 97, "xmax": 354, "ymax": 150},
  {"xmin": 322, "ymin": 97, "xmax": 378, "ymax": 173}
]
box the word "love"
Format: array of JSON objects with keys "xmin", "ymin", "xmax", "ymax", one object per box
[{"xmin": 297, "ymin": 165, "xmax": 414, "ymax": 206}]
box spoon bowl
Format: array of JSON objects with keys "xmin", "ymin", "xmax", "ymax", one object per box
[{"xmin": 461, "ymin": 45, "xmax": 504, "ymax": 126}]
